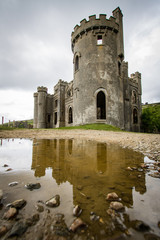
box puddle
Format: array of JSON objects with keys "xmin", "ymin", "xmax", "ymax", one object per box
[{"xmin": 0, "ymin": 138, "xmax": 160, "ymax": 239}]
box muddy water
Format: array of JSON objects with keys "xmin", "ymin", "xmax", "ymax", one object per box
[{"xmin": 0, "ymin": 138, "xmax": 160, "ymax": 240}]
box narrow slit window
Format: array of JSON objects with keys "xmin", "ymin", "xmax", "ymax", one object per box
[
  {"xmin": 97, "ymin": 35, "xmax": 102, "ymax": 45},
  {"xmin": 75, "ymin": 55, "xmax": 79, "ymax": 72}
]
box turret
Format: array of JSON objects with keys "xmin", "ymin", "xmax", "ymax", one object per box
[
  {"xmin": 112, "ymin": 7, "xmax": 124, "ymax": 60},
  {"xmin": 37, "ymin": 86, "xmax": 48, "ymax": 128},
  {"xmin": 71, "ymin": 8, "xmax": 125, "ymax": 128},
  {"xmin": 33, "ymin": 92, "xmax": 38, "ymax": 128}
]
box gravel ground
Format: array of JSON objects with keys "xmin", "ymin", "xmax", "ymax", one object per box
[{"xmin": 0, "ymin": 129, "xmax": 160, "ymax": 161}]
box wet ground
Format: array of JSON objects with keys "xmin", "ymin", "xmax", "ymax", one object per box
[{"xmin": 0, "ymin": 138, "xmax": 160, "ymax": 240}]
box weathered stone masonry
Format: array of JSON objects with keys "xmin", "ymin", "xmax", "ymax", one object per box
[{"xmin": 33, "ymin": 7, "xmax": 142, "ymax": 132}]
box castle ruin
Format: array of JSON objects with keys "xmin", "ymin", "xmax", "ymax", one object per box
[{"xmin": 33, "ymin": 7, "xmax": 142, "ymax": 132}]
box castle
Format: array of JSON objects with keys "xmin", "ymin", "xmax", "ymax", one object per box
[{"xmin": 33, "ymin": 7, "xmax": 142, "ymax": 132}]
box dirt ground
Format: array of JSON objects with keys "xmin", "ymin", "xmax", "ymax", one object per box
[{"xmin": 0, "ymin": 129, "xmax": 160, "ymax": 161}]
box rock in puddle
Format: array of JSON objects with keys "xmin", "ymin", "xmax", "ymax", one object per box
[
  {"xmin": 106, "ymin": 192, "xmax": 119, "ymax": 201},
  {"xmin": 73, "ymin": 205, "xmax": 82, "ymax": 217},
  {"xmin": 25, "ymin": 182, "xmax": 41, "ymax": 190},
  {"xmin": 46, "ymin": 195, "xmax": 60, "ymax": 207},
  {"xmin": 109, "ymin": 201, "xmax": 124, "ymax": 211},
  {"xmin": 7, "ymin": 221, "xmax": 28, "ymax": 237},
  {"xmin": 3, "ymin": 207, "xmax": 17, "ymax": 219},
  {"xmin": 50, "ymin": 213, "xmax": 70, "ymax": 238},
  {"xmin": 3, "ymin": 164, "xmax": 9, "ymax": 167},
  {"xmin": 8, "ymin": 181, "xmax": 18, "ymax": 187},
  {"xmin": 7, "ymin": 199, "xmax": 26, "ymax": 209},
  {"xmin": 0, "ymin": 189, "xmax": 3, "ymax": 202},
  {"xmin": 134, "ymin": 220, "xmax": 150, "ymax": 231},
  {"xmin": 6, "ymin": 168, "xmax": 12, "ymax": 172},
  {"xmin": 90, "ymin": 212, "xmax": 100, "ymax": 221},
  {"xmin": 26, "ymin": 213, "xmax": 40, "ymax": 226},
  {"xmin": 0, "ymin": 225, "xmax": 8, "ymax": 237},
  {"xmin": 35, "ymin": 204, "xmax": 44, "ymax": 212},
  {"xmin": 144, "ymin": 233, "xmax": 160, "ymax": 240},
  {"xmin": 70, "ymin": 218, "xmax": 86, "ymax": 232}
]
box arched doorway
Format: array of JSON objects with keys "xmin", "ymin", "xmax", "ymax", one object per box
[{"xmin": 97, "ymin": 91, "xmax": 106, "ymax": 119}]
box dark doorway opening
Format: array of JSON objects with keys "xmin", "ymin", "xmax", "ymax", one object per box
[{"xmin": 97, "ymin": 91, "xmax": 106, "ymax": 119}]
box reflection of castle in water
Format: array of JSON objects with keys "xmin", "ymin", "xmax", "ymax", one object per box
[{"xmin": 32, "ymin": 139, "xmax": 146, "ymax": 212}]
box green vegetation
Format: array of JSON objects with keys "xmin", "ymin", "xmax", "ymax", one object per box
[
  {"xmin": 0, "ymin": 119, "xmax": 33, "ymax": 130},
  {"xmin": 58, "ymin": 123, "xmax": 122, "ymax": 131},
  {"xmin": 0, "ymin": 125, "xmax": 15, "ymax": 130},
  {"xmin": 141, "ymin": 103, "xmax": 160, "ymax": 133}
]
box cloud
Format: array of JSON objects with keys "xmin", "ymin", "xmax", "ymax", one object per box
[
  {"xmin": 0, "ymin": 89, "xmax": 33, "ymax": 122},
  {"xmin": 0, "ymin": 0, "xmax": 160, "ymax": 121}
]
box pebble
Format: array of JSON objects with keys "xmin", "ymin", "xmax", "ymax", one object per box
[
  {"xmin": 70, "ymin": 218, "xmax": 86, "ymax": 232},
  {"xmin": 25, "ymin": 214, "xmax": 39, "ymax": 226},
  {"xmin": 6, "ymin": 168, "xmax": 12, "ymax": 172},
  {"xmin": 73, "ymin": 205, "xmax": 82, "ymax": 217},
  {"xmin": 25, "ymin": 183, "xmax": 41, "ymax": 190},
  {"xmin": 0, "ymin": 225, "xmax": 8, "ymax": 237},
  {"xmin": 134, "ymin": 220, "xmax": 150, "ymax": 231},
  {"xmin": 3, "ymin": 164, "xmax": 9, "ymax": 167},
  {"xmin": 144, "ymin": 233, "xmax": 160, "ymax": 240},
  {"xmin": 110, "ymin": 201, "xmax": 124, "ymax": 211},
  {"xmin": 8, "ymin": 181, "xmax": 18, "ymax": 187},
  {"xmin": 0, "ymin": 189, "xmax": 3, "ymax": 201},
  {"xmin": 106, "ymin": 192, "xmax": 119, "ymax": 201},
  {"xmin": 127, "ymin": 167, "xmax": 133, "ymax": 171},
  {"xmin": 35, "ymin": 204, "xmax": 44, "ymax": 212},
  {"xmin": 8, "ymin": 221, "xmax": 28, "ymax": 237},
  {"xmin": 45, "ymin": 195, "xmax": 60, "ymax": 207},
  {"xmin": 7, "ymin": 199, "xmax": 26, "ymax": 209},
  {"xmin": 3, "ymin": 207, "xmax": 17, "ymax": 219}
]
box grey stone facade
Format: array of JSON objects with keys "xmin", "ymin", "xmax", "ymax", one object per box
[{"xmin": 33, "ymin": 7, "xmax": 142, "ymax": 132}]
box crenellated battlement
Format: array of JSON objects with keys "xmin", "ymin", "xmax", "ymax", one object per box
[
  {"xmin": 37, "ymin": 86, "xmax": 48, "ymax": 93},
  {"xmin": 71, "ymin": 12, "xmax": 119, "ymax": 45}
]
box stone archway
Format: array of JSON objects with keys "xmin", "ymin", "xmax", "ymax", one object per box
[{"xmin": 97, "ymin": 91, "xmax": 106, "ymax": 119}]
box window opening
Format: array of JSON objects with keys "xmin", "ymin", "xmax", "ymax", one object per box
[
  {"xmin": 97, "ymin": 35, "xmax": 102, "ymax": 45},
  {"xmin": 48, "ymin": 114, "xmax": 51, "ymax": 123},
  {"xmin": 54, "ymin": 112, "xmax": 57, "ymax": 125},
  {"xmin": 68, "ymin": 107, "xmax": 73, "ymax": 124},
  {"xmin": 133, "ymin": 92, "xmax": 137, "ymax": 104},
  {"xmin": 97, "ymin": 91, "xmax": 106, "ymax": 119},
  {"xmin": 133, "ymin": 109, "xmax": 138, "ymax": 124},
  {"xmin": 55, "ymin": 100, "xmax": 58, "ymax": 108},
  {"xmin": 118, "ymin": 61, "xmax": 121, "ymax": 76},
  {"xmin": 75, "ymin": 55, "xmax": 79, "ymax": 71}
]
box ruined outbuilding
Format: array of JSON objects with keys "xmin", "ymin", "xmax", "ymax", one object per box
[{"xmin": 33, "ymin": 7, "xmax": 142, "ymax": 132}]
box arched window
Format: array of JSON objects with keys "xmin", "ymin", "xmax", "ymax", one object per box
[
  {"xmin": 118, "ymin": 61, "xmax": 121, "ymax": 76},
  {"xmin": 133, "ymin": 92, "xmax": 137, "ymax": 104},
  {"xmin": 54, "ymin": 112, "xmax": 57, "ymax": 125},
  {"xmin": 75, "ymin": 55, "xmax": 79, "ymax": 72},
  {"xmin": 97, "ymin": 91, "xmax": 106, "ymax": 119},
  {"xmin": 133, "ymin": 108, "xmax": 138, "ymax": 124},
  {"xmin": 68, "ymin": 107, "xmax": 73, "ymax": 124}
]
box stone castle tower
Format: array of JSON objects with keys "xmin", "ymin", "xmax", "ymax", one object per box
[{"xmin": 33, "ymin": 7, "xmax": 142, "ymax": 132}]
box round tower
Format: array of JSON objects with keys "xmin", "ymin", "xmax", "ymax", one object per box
[
  {"xmin": 33, "ymin": 92, "xmax": 38, "ymax": 128},
  {"xmin": 37, "ymin": 86, "xmax": 48, "ymax": 128},
  {"xmin": 71, "ymin": 8, "xmax": 125, "ymax": 128}
]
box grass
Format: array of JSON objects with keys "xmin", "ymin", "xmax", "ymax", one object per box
[
  {"xmin": 0, "ymin": 125, "xmax": 16, "ymax": 131},
  {"xmin": 58, "ymin": 123, "xmax": 122, "ymax": 131}
]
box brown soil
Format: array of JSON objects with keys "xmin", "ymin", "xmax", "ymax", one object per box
[{"xmin": 0, "ymin": 129, "xmax": 160, "ymax": 161}]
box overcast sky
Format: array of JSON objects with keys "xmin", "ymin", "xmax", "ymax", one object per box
[{"xmin": 0, "ymin": 0, "xmax": 160, "ymax": 123}]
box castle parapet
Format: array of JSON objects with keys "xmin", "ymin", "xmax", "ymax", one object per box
[
  {"xmin": 37, "ymin": 86, "xmax": 48, "ymax": 93},
  {"xmin": 71, "ymin": 13, "xmax": 119, "ymax": 46}
]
